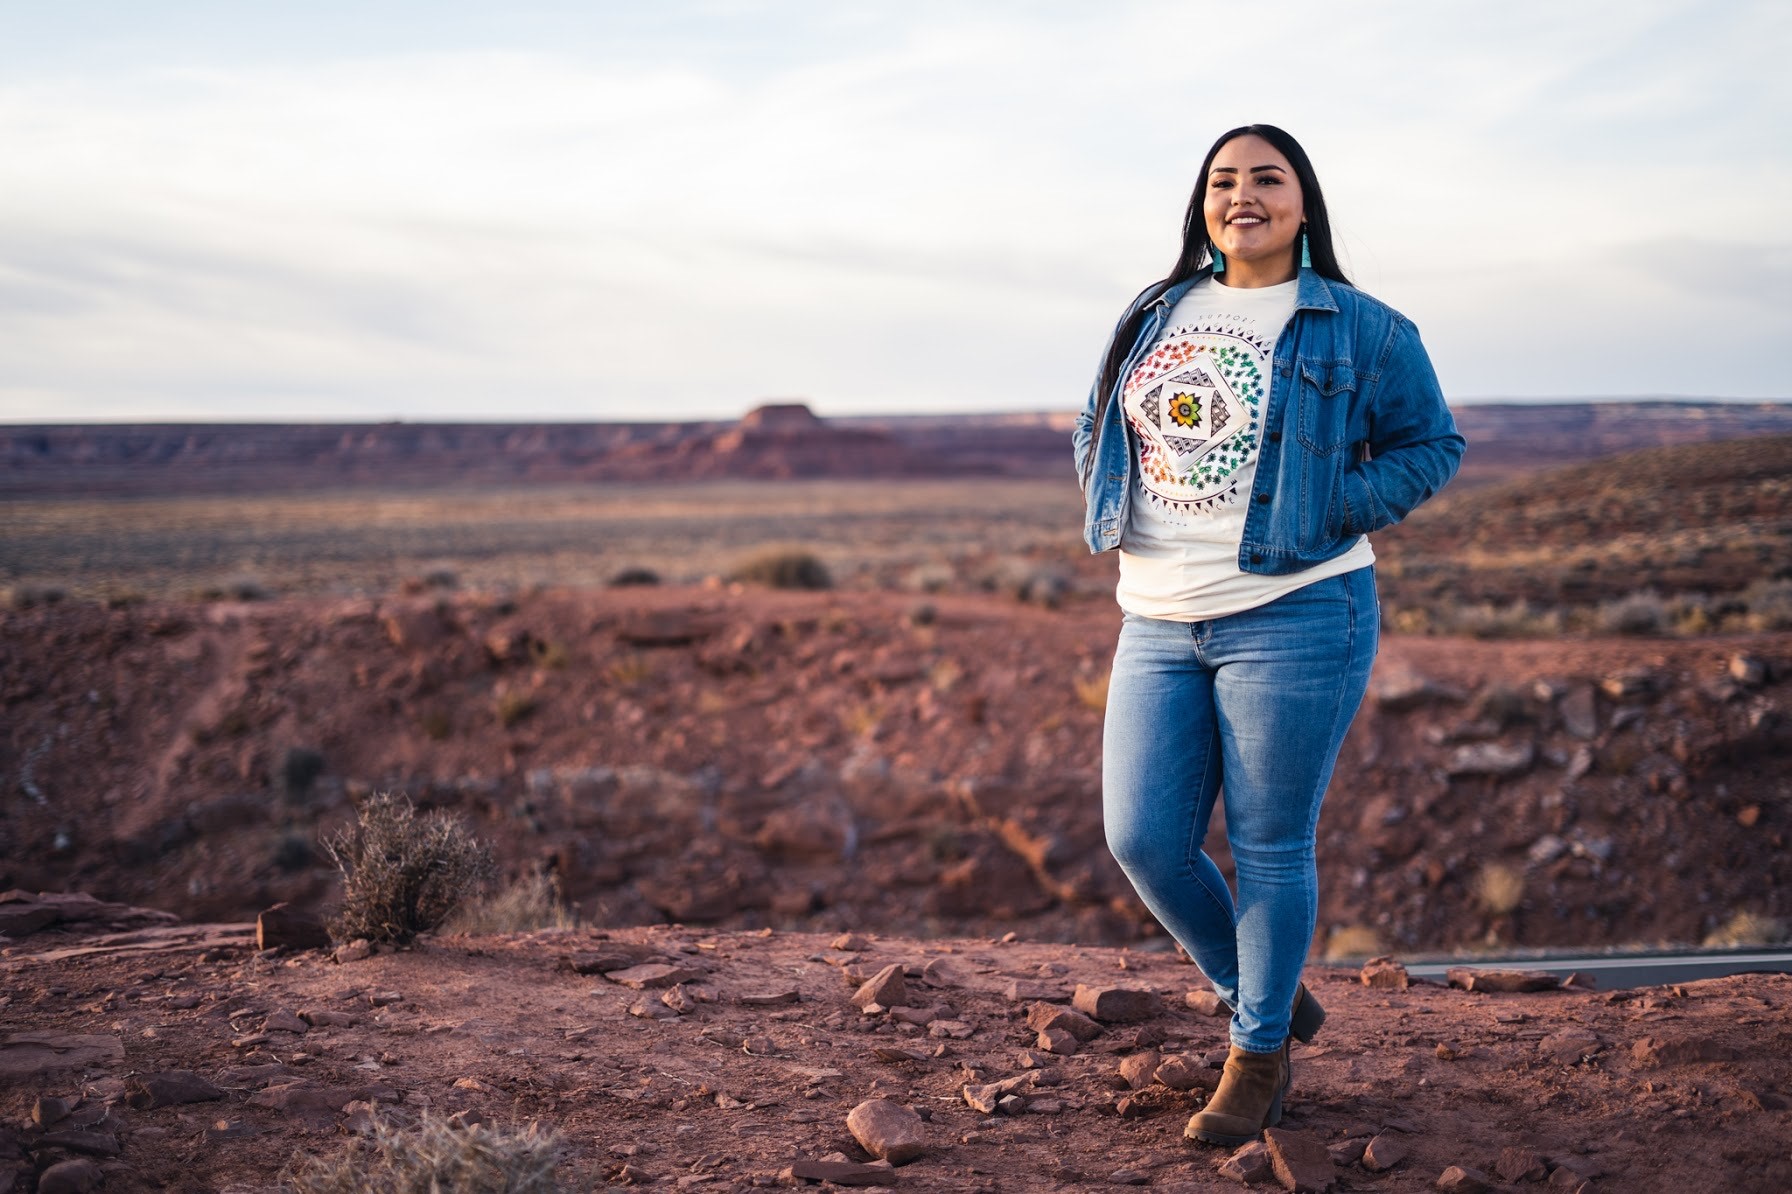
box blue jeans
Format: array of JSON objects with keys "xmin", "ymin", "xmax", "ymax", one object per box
[{"xmin": 1102, "ymin": 567, "xmax": 1378, "ymax": 1052}]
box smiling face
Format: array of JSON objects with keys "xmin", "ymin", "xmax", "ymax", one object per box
[{"xmin": 1203, "ymin": 134, "xmax": 1306, "ymax": 286}]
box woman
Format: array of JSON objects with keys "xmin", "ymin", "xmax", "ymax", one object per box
[{"xmin": 1072, "ymin": 124, "xmax": 1464, "ymax": 1146}]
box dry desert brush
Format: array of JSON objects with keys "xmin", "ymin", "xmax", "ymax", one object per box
[
  {"xmin": 323, "ymin": 791, "xmax": 496, "ymax": 944},
  {"xmin": 286, "ymin": 1112, "xmax": 561, "ymax": 1193}
]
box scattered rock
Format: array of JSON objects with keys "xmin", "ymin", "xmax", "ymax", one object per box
[
  {"xmin": 1327, "ymin": 1139, "xmax": 1367, "ymax": 1167},
  {"xmin": 845, "ymin": 1098, "xmax": 927, "ymax": 1164},
  {"xmin": 1559, "ymin": 685, "xmax": 1599, "ymax": 740},
  {"xmin": 1026, "ymin": 1003, "xmax": 1102, "ymax": 1041},
  {"xmin": 1445, "ymin": 741, "xmax": 1535, "ymax": 778},
  {"xmin": 333, "ymin": 939, "xmax": 373, "ymax": 964},
  {"xmin": 830, "ymin": 932, "xmax": 870, "ymax": 951},
  {"xmin": 1264, "ymin": 1127, "xmax": 1336, "ymax": 1192},
  {"xmin": 1446, "ymin": 968, "xmax": 1559, "ymax": 993},
  {"xmin": 1436, "ymin": 1166, "xmax": 1494, "ymax": 1193},
  {"xmin": 629, "ymin": 996, "xmax": 679, "ymax": 1021},
  {"xmin": 1186, "ymin": 989, "xmax": 1229, "ymax": 1016},
  {"xmin": 1495, "ymin": 1146, "xmax": 1547, "ymax": 1183},
  {"xmin": 1117, "ymin": 1050, "xmax": 1160, "ymax": 1090},
  {"xmin": 124, "ymin": 1070, "xmax": 225, "ymax": 1109},
  {"xmin": 36, "ymin": 1159, "xmax": 103, "ymax": 1194},
  {"xmin": 1217, "ymin": 1139, "xmax": 1274, "ymax": 1184},
  {"xmin": 300, "ymin": 1009, "xmax": 356, "ymax": 1028},
  {"xmin": 1072, "ymin": 984, "xmax": 1161, "ymax": 1023},
  {"xmin": 263, "ymin": 1009, "xmax": 309, "ymax": 1034},
  {"xmin": 851, "ymin": 964, "xmax": 909, "ymax": 1011},
  {"xmin": 737, "ymin": 989, "xmax": 801, "ymax": 1007},
  {"xmin": 32, "ymin": 1095, "xmax": 76, "ymax": 1126},
  {"xmin": 0, "ymin": 1033, "xmax": 125, "ymax": 1079},
  {"xmin": 1730, "ymin": 654, "xmax": 1768, "ymax": 687},
  {"xmin": 34, "ymin": 1130, "xmax": 120, "ymax": 1157},
  {"xmin": 1109, "ymin": 1167, "xmax": 1152, "ymax": 1185},
  {"xmin": 1539, "ymin": 1028, "xmax": 1603, "ymax": 1064},
  {"xmin": 605, "ymin": 963, "xmax": 704, "ymax": 990},
  {"xmin": 1037, "ymin": 1027, "xmax": 1079, "ymax": 1055},
  {"xmin": 1003, "ymin": 979, "xmax": 1063, "ymax": 1002},
  {"xmin": 1362, "ymin": 1133, "xmax": 1408, "ymax": 1172},
  {"xmin": 780, "ymin": 1159, "xmax": 895, "ymax": 1186},
  {"xmin": 247, "ymin": 1082, "xmax": 359, "ymax": 1118},
  {"xmin": 1359, "ymin": 956, "xmax": 1410, "ymax": 990},
  {"xmin": 962, "ymin": 1073, "xmax": 1035, "ymax": 1113},
  {"xmin": 1154, "ymin": 1054, "xmax": 1210, "ymax": 1091},
  {"xmin": 1632, "ymin": 1034, "xmax": 1740, "ymax": 1067},
  {"xmin": 256, "ymin": 903, "xmax": 331, "ymax": 952}
]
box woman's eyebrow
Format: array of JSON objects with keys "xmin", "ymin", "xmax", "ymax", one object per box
[{"xmin": 1209, "ymin": 164, "xmax": 1287, "ymax": 176}]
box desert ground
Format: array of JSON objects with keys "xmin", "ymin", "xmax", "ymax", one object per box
[{"xmin": 3, "ymin": 424, "xmax": 1790, "ymax": 1190}]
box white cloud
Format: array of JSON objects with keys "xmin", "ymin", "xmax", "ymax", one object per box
[{"xmin": 0, "ymin": 0, "xmax": 1786, "ymax": 421}]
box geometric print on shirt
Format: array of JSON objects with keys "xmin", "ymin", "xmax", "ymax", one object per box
[{"xmin": 1122, "ymin": 316, "xmax": 1272, "ymax": 518}]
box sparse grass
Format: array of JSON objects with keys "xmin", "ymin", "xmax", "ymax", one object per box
[
  {"xmin": 1323, "ymin": 923, "xmax": 1382, "ymax": 961},
  {"xmin": 419, "ymin": 709, "xmax": 452, "ymax": 741},
  {"xmin": 1740, "ymin": 578, "xmax": 1792, "ymax": 631},
  {"xmin": 529, "ymin": 638, "xmax": 569, "ymax": 670},
  {"xmin": 729, "ymin": 548, "xmax": 832, "ymax": 591},
  {"xmin": 285, "ymin": 1112, "xmax": 561, "ymax": 1193},
  {"xmin": 1474, "ymin": 862, "xmax": 1526, "ymax": 916},
  {"xmin": 929, "ymin": 658, "xmax": 962, "ymax": 692},
  {"xmin": 2, "ymin": 582, "xmax": 68, "ymax": 609},
  {"xmin": 605, "ymin": 654, "xmax": 652, "ymax": 686},
  {"xmin": 840, "ymin": 700, "xmax": 883, "ymax": 739},
  {"xmin": 322, "ymin": 791, "xmax": 495, "ymax": 945},
  {"xmin": 495, "ymin": 691, "xmax": 536, "ymax": 729},
  {"xmin": 446, "ymin": 869, "xmax": 577, "ymax": 935},
  {"xmin": 1703, "ymin": 911, "xmax": 1787, "ymax": 948},
  {"xmin": 1073, "ymin": 670, "xmax": 1110, "ymax": 712}
]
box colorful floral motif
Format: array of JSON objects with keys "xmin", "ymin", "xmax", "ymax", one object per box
[{"xmin": 1121, "ymin": 315, "xmax": 1273, "ymax": 518}]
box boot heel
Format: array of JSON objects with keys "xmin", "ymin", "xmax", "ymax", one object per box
[{"xmin": 1289, "ymin": 983, "xmax": 1326, "ymax": 1043}]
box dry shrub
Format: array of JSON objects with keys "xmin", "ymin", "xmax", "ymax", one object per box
[
  {"xmin": 1741, "ymin": 578, "xmax": 1792, "ymax": 631},
  {"xmin": 447, "ymin": 869, "xmax": 577, "ymax": 935},
  {"xmin": 729, "ymin": 549, "xmax": 832, "ymax": 591},
  {"xmin": 323, "ymin": 792, "xmax": 495, "ymax": 945},
  {"xmin": 1703, "ymin": 911, "xmax": 1787, "ymax": 948},
  {"xmin": 1474, "ymin": 862, "xmax": 1525, "ymax": 916},
  {"xmin": 286, "ymin": 1112, "xmax": 560, "ymax": 1193},
  {"xmin": 1074, "ymin": 670, "xmax": 1110, "ymax": 712},
  {"xmin": 608, "ymin": 566, "xmax": 660, "ymax": 587},
  {"xmin": 1323, "ymin": 923, "xmax": 1382, "ymax": 961},
  {"xmin": 529, "ymin": 639, "xmax": 569, "ymax": 670},
  {"xmin": 605, "ymin": 654, "xmax": 652, "ymax": 686},
  {"xmin": 1595, "ymin": 590, "xmax": 1669, "ymax": 636},
  {"xmin": 3, "ymin": 583, "xmax": 69, "ymax": 610},
  {"xmin": 1446, "ymin": 600, "xmax": 1562, "ymax": 639}
]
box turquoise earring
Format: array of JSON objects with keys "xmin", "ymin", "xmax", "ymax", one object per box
[
  {"xmin": 1212, "ymin": 248, "xmax": 1225, "ymax": 275},
  {"xmin": 1300, "ymin": 228, "xmax": 1311, "ymax": 269}
]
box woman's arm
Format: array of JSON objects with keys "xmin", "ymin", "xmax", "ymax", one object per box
[{"xmin": 1338, "ymin": 316, "xmax": 1465, "ymax": 536}]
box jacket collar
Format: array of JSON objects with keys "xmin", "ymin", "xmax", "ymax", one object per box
[{"xmin": 1149, "ymin": 266, "xmax": 1340, "ymax": 314}]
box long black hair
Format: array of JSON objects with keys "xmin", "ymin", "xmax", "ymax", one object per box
[{"xmin": 1087, "ymin": 124, "xmax": 1351, "ymax": 465}]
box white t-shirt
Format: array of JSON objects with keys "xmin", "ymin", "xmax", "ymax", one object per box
[{"xmin": 1116, "ymin": 276, "xmax": 1374, "ymax": 621}]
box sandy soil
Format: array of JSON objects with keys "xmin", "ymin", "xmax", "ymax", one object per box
[{"xmin": 4, "ymin": 911, "xmax": 1790, "ymax": 1193}]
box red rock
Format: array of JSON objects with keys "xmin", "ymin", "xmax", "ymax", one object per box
[
  {"xmin": 35, "ymin": 1130, "xmax": 120, "ymax": 1157},
  {"xmin": 845, "ymin": 1098, "xmax": 927, "ymax": 1164},
  {"xmin": 0, "ymin": 1032, "xmax": 125, "ymax": 1079},
  {"xmin": 1004, "ymin": 979, "xmax": 1064, "ymax": 1001},
  {"xmin": 1072, "ymin": 983, "xmax": 1162, "ymax": 1023},
  {"xmin": 1540, "ymin": 1028, "xmax": 1602, "ymax": 1064},
  {"xmin": 831, "ymin": 932, "xmax": 870, "ymax": 951},
  {"xmin": 247, "ymin": 1082, "xmax": 359, "ymax": 1118},
  {"xmin": 1436, "ymin": 1167, "xmax": 1494, "ymax": 1193},
  {"xmin": 1037, "ymin": 1027, "xmax": 1079, "ymax": 1055},
  {"xmin": 1264, "ymin": 1126, "xmax": 1336, "ymax": 1191},
  {"xmin": 852, "ymin": 963, "xmax": 909, "ymax": 1010},
  {"xmin": 36, "ymin": 1159, "xmax": 103, "ymax": 1194},
  {"xmin": 1360, "ymin": 956, "xmax": 1410, "ymax": 990},
  {"xmin": 1445, "ymin": 967, "xmax": 1559, "ymax": 993},
  {"xmin": 32, "ymin": 1095, "xmax": 75, "ymax": 1126},
  {"xmin": 1362, "ymin": 1133, "xmax": 1407, "ymax": 1172},
  {"xmin": 780, "ymin": 1158, "xmax": 894, "ymax": 1186},
  {"xmin": 1187, "ymin": 988, "xmax": 1229, "ymax": 1016},
  {"xmin": 1026, "ymin": 1002, "xmax": 1102, "ymax": 1041},
  {"xmin": 1327, "ymin": 1138, "xmax": 1367, "ymax": 1166},
  {"xmin": 1631, "ymin": 1034, "xmax": 1740, "ymax": 1066},
  {"xmin": 1117, "ymin": 1050, "xmax": 1161, "ymax": 1090},
  {"xmin": 124, "ymin": 1069, "xmax": 224, "ymax": 1109},
  {"xmin": 737, "ymin": 989, "xmax": 801, "ymax": 1007},
  {"xmin": 256, "ymin": 903, "xmax": 331, "ymax": 951},
  {"xmin": 1154, "ymin": 1054, "xmax": 1211, "ymax": 1091},
  {"xmin": 1496, "ymin": 1146, "xmax": 1547, "ymax": 1183},
  {"xmin": 1218, "ymin": 1139, "xmax": 1275, "ymax": 1184},
  {"xmin": 263, "ymin": 1009, "xmax": 309, "ymax": 1034},
  {"xmin": 605, "ymin": 963, "xmax": 704, "ymax": 989},
  {"xmin": 300, "ymin": 1009, "xmax": 356, "ymax": 1028}
]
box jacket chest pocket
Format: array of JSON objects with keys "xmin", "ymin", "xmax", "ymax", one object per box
[{"xmin": 1295, "ymin": 362, "xmax": 1357, "ymax": 455}]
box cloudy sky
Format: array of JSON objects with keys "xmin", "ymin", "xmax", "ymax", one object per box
[{"xmin": 1, "ymin": 0, "xmax": 1786, "ymax": 423}]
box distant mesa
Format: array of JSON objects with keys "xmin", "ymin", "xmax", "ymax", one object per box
[{"xmin": 738, "ymin": 402, "xmax": 823, "ymax": 430}]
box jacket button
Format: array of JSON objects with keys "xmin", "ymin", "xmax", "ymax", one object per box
[
  {"xmin": 1256, "ymin": 493, "xmax": 1271, "ymax": 504},
  {"xmin": 1268, "ymin": 431, "xmax": 1282, "ymax": 443},
  {"xmin": 1250, "ymin": 553, "xmax": 1264, "ymax": 564}
]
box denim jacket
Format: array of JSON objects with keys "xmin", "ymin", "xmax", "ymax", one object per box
[{"xmin": 1073, "ymin": 267, "xmax": 1465, "ymax": 573}]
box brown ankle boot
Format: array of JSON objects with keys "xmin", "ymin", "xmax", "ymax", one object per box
[
  {"xmin": 1215, "ymin": 981, "xmax": 1326, "ymax": 1043},
  {"xmin": 1183, "ymin": 1040, "xmax": 1290, "ymax": 1147}
]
